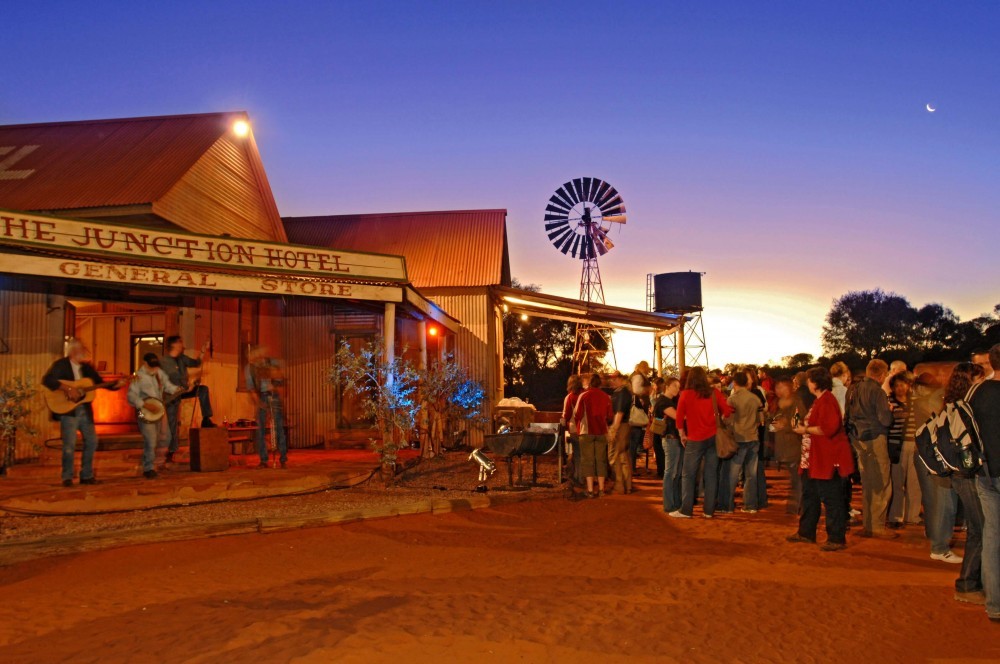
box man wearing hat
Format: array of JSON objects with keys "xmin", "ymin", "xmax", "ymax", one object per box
[{"xmin": 127, "ymin": 353, "xmax": 182, "ymax": 479}]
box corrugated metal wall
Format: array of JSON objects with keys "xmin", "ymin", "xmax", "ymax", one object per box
[
  {"xmin": 282, "ymin": 299, "xmax": 338, "ymax": 448},
  {"xmin": 153, "ymin": 133, "xmax": 283, "ymax": 241},
  {"xmin": 0, "ymin": 278, "xmax": 61, "ymax": 461},
  {"xmin": 424, "ymin": 290, "xmax": 500, "ymax": 447}
]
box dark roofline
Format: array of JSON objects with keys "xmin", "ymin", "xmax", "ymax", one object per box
[
  {"xmin": 0, "ymin": 110, "xmax": 248, "ymax": 130},
  {"xmin": 283, "ymin": 209, "xmax": 507, "ymax": 222}
]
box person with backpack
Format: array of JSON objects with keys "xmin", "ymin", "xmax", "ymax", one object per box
[
  {"xmin": 968, "ymin": 344, "xmax": 1000, "ymax": 622},
  {"xmin": 845, "ymin": 359, "xmax": 897, "ymax": 539},
  {"xmin": 911, "ymin": 372, "xmax": 963, "ymax": 564},
  {"xmin": 939, "ymin": 363, "xmax": 988, "ymax": 605}
]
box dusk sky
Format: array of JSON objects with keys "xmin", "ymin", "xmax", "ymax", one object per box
[{"xmin": 5, "ymin": 2, "xmax": 998, "ymax": 368}]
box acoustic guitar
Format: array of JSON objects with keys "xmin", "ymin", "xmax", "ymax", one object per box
[{"xmin": 43, "ymin": 377, "xmax": 130, "ymax": 415}]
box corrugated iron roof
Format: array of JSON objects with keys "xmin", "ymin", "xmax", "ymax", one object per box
[
  {"xmin": 0, "ymin": 112, "xmax": 243, "ymax": 210},
  {"xmin": 283, "ymin": 210, "xmax": 510, "ymax": 289}
]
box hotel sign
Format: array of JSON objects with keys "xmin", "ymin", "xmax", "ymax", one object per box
[
  {"xmin": 0, "ymin": 209, "xmax": 408, "ymax": 282},
  {"xmin": 0, "ymin": 253, "xmax": 403, "ymax": 302}
]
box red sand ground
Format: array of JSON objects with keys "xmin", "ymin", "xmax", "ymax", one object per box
[{"xmin": 0, "ymin": 474, "xmax": 997, "ymax": 663}]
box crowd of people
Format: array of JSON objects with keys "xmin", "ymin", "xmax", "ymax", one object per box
[{"xmin": 560, "ymin": 345, "xmax": 1000, "ymax": 623}]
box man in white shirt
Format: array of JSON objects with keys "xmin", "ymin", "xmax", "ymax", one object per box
[
  {"xmin": 128, "ymin": 353, "xmax": 181, "ymax": 479},
  {"xmin": 830, "ymin": 361, "xmax": 852, "ymax": 416}
]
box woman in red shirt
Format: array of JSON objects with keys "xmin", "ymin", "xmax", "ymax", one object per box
[
  {"xmin": 787, "ymin": 366, "xmax": 856, "ymax": 550},
  {"xmin": 672, "ymin": 367, "xmax": 734, "ymax": 519}
]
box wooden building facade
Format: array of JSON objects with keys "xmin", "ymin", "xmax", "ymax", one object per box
[{"xmin": 0, "ymin": 113, "xmax": 456, "ymax": 462}]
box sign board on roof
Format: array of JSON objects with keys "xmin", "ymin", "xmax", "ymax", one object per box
[{"xmin": 0, "ymin": 209, "xmax": 408, "ymax": 283}]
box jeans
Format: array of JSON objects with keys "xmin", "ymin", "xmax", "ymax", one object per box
[
  {"xmin": 137, "ymin": 417, "xmax": 167, "ymax": 472},
  {"xmin": 787, "ymin": 465, "xmax": 803, "ymax": 514},
  {"xmin": 166, "ymin": 385, "xmax": 214, "ymax": 453},
  {"xmin": 976, "ymin": 475, "xmax": 1000, "ymax": 617},
  {"xmin": 629, "ymin": 426, "xmax": 645, "ymax": 472},
  {"xmin": 952, "ymin": 475, "xmax": 984, "ymax": 593},
  {"xmin": 568, "ymin": 435, "xmax": 582, "ymax": 485},
  {"xmin": 681, "ymin": 437, "xmax": 718, "ymax": 517},
  {"xmin": 756, "ymin": 436, "xmax": 769, "ymax": 508},
  {"xmin": 717, "ymin": 456, "xmax": 732, "ymax": 511},
  {"xmin": 59, "ymin": 405, "xmax": 99, "ymax": 481},
  {"xmin": 915, "ymin": 460, "xmax": 958, "ymax": 555},
  {"xmin": 256, "ymin": 393, "xmax": 288, "ymax": 463},
  {"xmin": 798, "ymin": 471, "xmax": 848, "ymax": 544},
  {"xmin": 852, "ymin": 435, "xmax": 893, "ymax": 533},
  {"xmin": 889, "ymin": 440, "xmax": 923, "ymax": 523},
  {"xmin": 728, "ymin": 440, "xmax": 760, "ymax": 511},
  {"xmin": 661, "ymin": 436, "xmax": 683, "ymax": 512},
  {"xmin": 652, "ymin": 434, "xmax": 665, "ymax": 478}
]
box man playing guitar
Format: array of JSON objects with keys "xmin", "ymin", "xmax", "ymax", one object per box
[
  {"xmin": 127, "ymin": 353, "xmax": 182, "ymax": 479},
  {"xmin": 41, "ymin": 340, "xmax": 126, "ymax": 487},
  {"xmin": 160, "ymin": 335, "xmax": 217, "ymax": 463}
]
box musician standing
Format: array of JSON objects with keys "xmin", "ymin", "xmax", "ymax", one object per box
[
  {"xmin": 128, "ymin": 353, "xmax": 182, "ymax": 479},
  {"xmin": 160, "ymin": 335, "xmax": 217, "ymax": 463},
  {"xmin": 245, "ymin": 345, "xmax": 288, "ymax": 469},
  {"xmin": 42, "ymin": 340, "xmax": 124, "ymax": 487}
]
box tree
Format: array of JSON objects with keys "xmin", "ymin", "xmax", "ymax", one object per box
[
  {"xmin": 503, "ymin": 279, "xmax": 577, "ymax": 410},
  {"xmin": 0, "ymin": 374, "xmax": 37, "ymax": 474},
  {"xmin": 822, "ymin": 289, "xmax": 917, "ymax": 360},
  {"xmin": 328, "ymin": 340, "xmax": 419, "ymax": 483},
  {"xmin": 782, "ymin": 353, "xmax": 814, "ymax": 369},
  {"xmin": 419, "ymin": 356, "xmax": 486, "ymax": 458}
]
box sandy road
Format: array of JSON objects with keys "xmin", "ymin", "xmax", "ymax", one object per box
[{"xmin": 0, "ymin": 475, "xmax": 997, "ymax": 663}]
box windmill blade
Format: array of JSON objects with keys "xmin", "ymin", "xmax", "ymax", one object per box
[
  {"xmin": 581, "ymin": 177, "xmax": 594, "ymax": 202},
  {"xmin": 586, "ymin": 235, "xmax": 598, "ymax": 258},
  {"xmin": 559, "ymin": 232, "xmax": 575, "ymax": 255},
  {"xmin": 552, "ymin": 188, "xmax": 574, "ymax": 210},
  {"xmin": 572, "ymin": 178, "xmax": 585, "ymax": 203},
  {"xmin": 602, "ymin": 214, "xmax": 627, "ymax": 224},
  {"xmin": 550, "ymin": 227, "xmax": 574, "ymax": 248},
  {"xmin": 593, "ymin": 180, "xmax": 611, "ymax": 206},
  {"xmin": 596, "ymin": 185, "xmax": 619, "ymax": 208},
  {"xmin": 569, "ymin": 233, "xmax": 582, "ymax": 258},
  {"xmin": 559, "ymin": 183, "xmax": 579, "ymax": 206},
  {"xmin": 589, "ymin": 178, "xmax": 605, "ymax": 202},
  {"xmin": 599, "ymin": 194, "xmax": 623, "ymax": 212},
  {"xmin": 545, "ymin": 205, "xmax": 569, "ymax": 217},
  {"xmin": 545, "ymin": 219, "xmax": 570, "ymax": 232},
  {"xmin": 546, "ymin": 195, "xmax": 571, "ymax": 213},
  {"xmin": 593, "ymin": 226, "xmax": 615, "ymax": 251},
  {"xmin": 544, "ymin": 213, "xmax": 569, "ymax": 223}
]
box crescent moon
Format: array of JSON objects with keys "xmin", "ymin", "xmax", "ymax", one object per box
[{"xmin": 926, "ymin": 103, "xmax": 936, "ymax": 112}]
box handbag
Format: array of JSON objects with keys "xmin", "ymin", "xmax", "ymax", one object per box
[
  {"xmin": 628, "ymin": 395, "xmax": 650, "ymax": 427},
  {"xmin": 712, "ymin": 393, "xmax": 738, "ymax": 459},
  {"xmin": 650, "ymin": 417, "xmax": 667, "ymax": 435}
]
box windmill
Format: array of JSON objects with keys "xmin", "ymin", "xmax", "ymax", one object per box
[{"xmin": 543, "ymin": 177, "xmax": 627, "ymax": 374}]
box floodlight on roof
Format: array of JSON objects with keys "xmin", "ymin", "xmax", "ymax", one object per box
[{"xmin": 233, "ymin": 119, "xmax": 250, "ymax": 137}]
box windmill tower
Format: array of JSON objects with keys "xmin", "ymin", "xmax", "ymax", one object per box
[{"xmin": 543, "ymin": 177, "xmax": 627, "ymax": 374}]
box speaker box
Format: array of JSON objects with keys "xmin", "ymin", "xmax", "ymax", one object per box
[{"xmin": 189, "ymin": 427, "xmax": 230, "ymax": 472}]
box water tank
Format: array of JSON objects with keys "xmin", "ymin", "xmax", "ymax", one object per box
[{"xmin": 652, "ymin": 272, "xmax": 703, "ymax": 312}]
